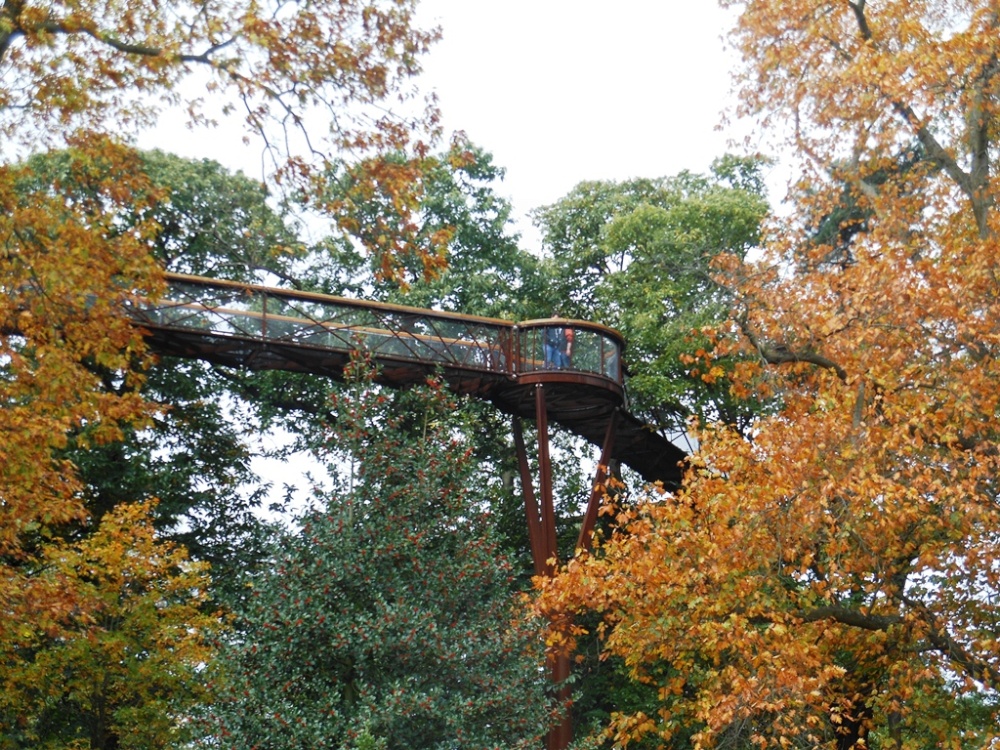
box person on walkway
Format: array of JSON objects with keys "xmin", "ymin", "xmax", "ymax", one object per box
[{"xmin": 544, "ymin": 314, "xmax": 573, "ymax": 369}]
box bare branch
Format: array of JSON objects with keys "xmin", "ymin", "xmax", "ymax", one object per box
[{"xmin": 738, "ymin": 312, "xmax": 849, "ymax": 381}]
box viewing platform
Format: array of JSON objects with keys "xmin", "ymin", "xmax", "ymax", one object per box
[{"xmin": 133, "ymin": 273, "xmax": 685, "ymax": 485}]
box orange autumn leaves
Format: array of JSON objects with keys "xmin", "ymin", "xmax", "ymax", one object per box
[
  {"xmin": 0, "ymin": 136, "xmax": 163, "ymax": 557},
  {"xmin": 1, "ymin": 0, "xmax": 445, "ymax": 280},
  {"xmin": 1, "ymin": 1, "xmax": 443, "ymax": 742},
  {"xmin": 537, "ymin": 2, "xmax": 1000, "ymax": 748}
]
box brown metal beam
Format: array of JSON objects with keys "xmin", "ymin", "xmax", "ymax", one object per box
[
  {"xmin": 535, "ymin": 384, "xmax": 558, "ymax": 575},
  {"xmin": 512, "ymin": 416, "xmax": 547, "ymax": 578},
  {"xmin": 532, "ymin": 383, "xmax": 575, "ymax": 750},
  {"xmin": 547, "ymin": 652, "xmax": 573, "ymax": 750},
  {"xmin": 577, "ymin": 410, "xmax": 618, "ymax": 553}
]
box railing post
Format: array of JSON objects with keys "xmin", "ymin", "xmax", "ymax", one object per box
[
  {"xmin": 261, "ymin": 288, "xmax": 268, "ymax": 338},
  {"xmin": 509, "ymin": 325, "xmax": 520, "ymax": 377}
]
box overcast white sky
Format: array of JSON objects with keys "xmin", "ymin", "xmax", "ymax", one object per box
[
  {"xmin": 143, "ymin": 2, "xmax": 758, "ymax": 250},
  {"xmin": 415, "ymin": 1, "xmax": 747, "ymax": 245}
]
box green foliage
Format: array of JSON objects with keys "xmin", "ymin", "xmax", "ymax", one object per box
[
  {"xmin": 204, "ymin": 361, "xmax": 555, "ymax": 749},
  {"xmin": 314, "ymin": 139, "xmax": 547, "ymax": 320},
  {"xmin": 22, "ymin": 148, "xmax": 303, "ymax": 282},
  {"xmin": 0, "ymin": 501, "xmax": 221, "ymax": 749},
  {"xmin": 136, "ymin": 150, "xmax": 305, "ymax": 281},
  {"xmin": 384, "ymin": 140, "xmax": 548, "ymax": 321},
  {"xmin": 533, "ymin": 158, "xmax": 771, "ymax": 438}
]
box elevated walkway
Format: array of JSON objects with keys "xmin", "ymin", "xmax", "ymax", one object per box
[
  {"xmin": 133, "ymin": 273, "xmax": 685, "ymax": 486},
  {"xmin": 131, "ymin": 271, "xmax": 687, "ymax": 750}
]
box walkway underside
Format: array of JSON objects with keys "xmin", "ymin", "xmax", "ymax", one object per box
[{"xmin": 142, "ymin": 325, "xmax": 685, "ymax": 486}]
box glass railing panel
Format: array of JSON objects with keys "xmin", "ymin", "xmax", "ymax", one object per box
[
  {"xmin": 140, "ymin": 282, "xmax": 265, "ymax": 339},
  {"xmin": 141, "ymin": 277, "xmax": 516, "ymax": 376},
  {"xmin": 516, "ymin": 323, "xmax": 623, "ymax": 383}
]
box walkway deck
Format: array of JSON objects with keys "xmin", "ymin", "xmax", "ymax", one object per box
[{"xmin": 133, "ymin": 273, "xmax": 685, "ymax": 486}]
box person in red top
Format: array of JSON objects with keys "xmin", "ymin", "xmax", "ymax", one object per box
[{"xmin": 544, "ymin": 313, "xmax": 574, "ymax": 368}]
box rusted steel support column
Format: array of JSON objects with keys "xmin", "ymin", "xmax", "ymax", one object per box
[
  {"xmin": 534, "ymin": 384, "xmax": 573, "ymax": 750},
  {"xmin": 535, "ymin": 384, "xmax": 558, "ymax": 574},
  {"xmin": 576, "ymin": 411, "xmax": 618, "ymax": 553},
  {"xmin": 548, "ymin": 653, "xmax": 573, "ymax": 750},
  {"xmin": 512, "ymin": 416, "xmax": 547, "ymax": 578},
  {"xmin": 513, "ymin": 386, "xmax": 573, "ymax": 750}
]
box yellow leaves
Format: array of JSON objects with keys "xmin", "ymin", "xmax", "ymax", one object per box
[
  {"xmin": 701, "ymin": 364, "xmax": 726, "ymax": 384},
  {"xmin": 0, "ymin": 140, "xmax": 162, "ymax": 516},
  {"xmin": 0, "ymin": 499, "xmax": 223, "ymax": 744}
]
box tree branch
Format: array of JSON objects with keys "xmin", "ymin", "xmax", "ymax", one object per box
[
  {"xmin": 796, "ymin": 605, "xmax": 901, "ymax": 631},
  {"xmin": 738, "ymin": 312, "xmax": 848, "ymax": 381},
  {"xmin": 846, "ymin": 0, "xmax": 993, "ymax": 237},
  {"xmin": 901, "ymin": 595, "xmax": 1000, "ymax": 688},
  {"xmin": 0, "ymin": 0, "xmax": 25, "ymax": 64}
]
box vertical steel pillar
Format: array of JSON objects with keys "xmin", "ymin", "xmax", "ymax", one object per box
[
  {"xmin": 548, "ymin": 653, "xmax": 573, "ymax": 750},
  {"xmin": 534, "ymin": 385, "xmax": 557, "ymax": 575},
  {"xmin": 511, "ymin": 385, "xmax": 573, "ymax": 749},
  {"xmin": 514, "ymin": 389, "xmax": 620, "ymax": 750},
  {"xmin": 534, "ymin": 385, "xmax": 573, "ymax": 750}
]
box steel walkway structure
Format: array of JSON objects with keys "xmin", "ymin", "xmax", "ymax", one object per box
[
  {"xmin": 132, "ymin": 271, "xmax": 686, "ymax": 750},
  {"xmin": 136, "ymin": 273, "xmax": 685, "ymax": 487}
]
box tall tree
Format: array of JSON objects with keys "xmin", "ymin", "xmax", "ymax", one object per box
[
  {"xmin": 0, "ymin": 136, "xmax": 163, "ymax": 562},
  {"xmin": 204, "ymin": 362, "xmax": 555, "ymax": 749},
  {"xmin": 538, "ymin": 2, "xmax": 1000, "ymax": 749},
  {"xmin": 380, "ymin": 139, "xmax": 547, "ymax": 321},
  {"xmin": 1, "ymin": 0, "xmax": 443, "ymax": 556},
  {"xmin": 16, "ymin": 148, "xmax": 303, "ymax": 593},
  {"xmin": 533, "ymin": 159, "xmax": 769, "ymax": 443}
]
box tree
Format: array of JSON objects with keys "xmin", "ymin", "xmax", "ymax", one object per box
[
  {"xmin": 1, "ymin": 0, "xmax": 443, "ymax": 558},
  {"xmin": 204, "ymin": 362, "xmax": 555, "ymax": 749},
  {"xmin": 4, "ymin": 3, "xmax": 440, "ymax": 737},
  {"xmin": 0, "ymin": 500, "xmax": 222, "ymax": 749},
  {"xmin": 0, "ymin": 135, "xmax": 163, "ymax": 562},
  {"xmin": 533, "ymin": 160, "xmax": 769, "ymax": 443},
  {"xmin": 13, "ymin": 147, "xmax": 304, "ymax": 599},
  {"xmin": 0, "ymin": 0, "xmax": 441, "ymax": 257},
  {"xmin": 376, "ymin": 139, "xmax": 548, "ymax": 322},
  {"xmin": 538, "ymin": 2, "xmax": 1000, "ymax": 749}
]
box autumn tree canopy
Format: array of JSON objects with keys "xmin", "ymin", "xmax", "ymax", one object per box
[
  {"xmin": 0, "ymin": 499, "xmax": 222, "ymax": 748},
  {"xmin": 0, "ymin": 0, "xmax": 444, "ymax": 265},
  {"xmin": 2, "ymin": 1, "xmax": 443, "ymax": 744},
  {"xmin": 539, "ymin": 2, "xmax": 1000, "ymax": 749}
]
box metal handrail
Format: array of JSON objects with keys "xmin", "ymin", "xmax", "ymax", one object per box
[{"xmin": 136, "ymin": 273, "xmax": 625, "ymax": 386}]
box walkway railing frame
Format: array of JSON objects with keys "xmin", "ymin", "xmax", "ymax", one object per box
[{"xmin": 138, "ymin": 273, "xmax": 626, "ymax": 388}]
